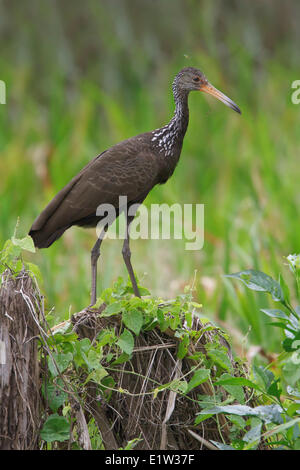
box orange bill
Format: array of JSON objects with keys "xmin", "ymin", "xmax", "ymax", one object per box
[{"xmin": 200, "ymin": 82, "xmax": 241, "ymax": 114}]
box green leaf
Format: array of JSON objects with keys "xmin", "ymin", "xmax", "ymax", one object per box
[
  {"xmin": 0, "ymin": 239, "xmax": 22, "ymax": 268},
  {"xmin": 253, "ymin": 365, "xmax": 274, "ymax": 390},
  {"xmin": 282, "ymin": 331, "xmax": 300, "ymax": 352},
  {"xmin": 253, "ymin": 405, "xmax": 283, "ymax": 424},
  {"xmin": 42, "ymin": 380, "xmax": 68, "ymax": 412},
  {"xmin": 227, "ymin": 414, "xmax": 246, "ymax": 428},
  {"xmin": 267, "ymin": 321, "xmax": 294, "ymax": 331},
  {"xmin": 112, "ymin": 276, "xmax": 127, "ymax": 295},
  {"xmin": 97, "ymin": 330, "xmax": 115, "ymax": 347},
  {"xmin": 199, "ymin": 404, "xmax": 283, "ymax": 424},
  {"xmin": 260, "ymin": 308, "xmax": 289, "ymax": 320},
  {"xmin": 25, "ymin": 262, "xmax": 42, "ymax": 282},
  {"xmin": 116, "ymin": 328, "xmax": 134, "ymax": 356},
  {"xmin": 112, "ymin": 352, "xmax": 130, "ymax": 365},
  {"xmin": 169, "ymin": 379, "xmax": 188, "ymax": 393},
  {"xmin": 12, "ymin": 234, "xmax": 35, "ymax": 253},
  {"xmin": 122, "ymin": 308, "xmax": 143, "ymax": 335},
  {"xmin": 122, "ymin": 438, "xmax": 143, "ymax": 450},
  {"xmin": 263, "ymin": 417, "xmax": 300, "ymax": 438},
  {"xmin": 185, "ymin": 309, "xmax": 192, "ymax": 328},
  {"xmin": 207, "ymin": 348, "xmax": 232, "ymax": 371},
  {"xmin": 177, "ymin": 334, "xmax": 189, "ymax": 359},
  {"xmin": 52, "ymin": 326, "xmax": 75, "ymax": 339},
  {"xmin": 48, "ymin": 352, "xmax": 73, "ymax": 377},
  {"xmin": 282, "ymin": 359, "xmax": 300, "ymax": 386},
  {"xmin": 295, "ymin": 438, "xmax": 300, "ymax": 450},
  {"xmin": 84, "ymin": 349, "xmax": 102, "ymax": 371},
  {"xmin": 216, "ymin": 373, "xmax": 248, "ymax": 403},
  {"xmin": 169, "ymin": 307, "xmax": 181, "ymax": 330},
  {"xmin": 126, "ymin": 285, "xmax": 150, "ymax": 296},
  {"xmin": 287, "ymin": 403, "xmax": 300, "ymax": 417},
  {"xmin": 138, "ymin": 286, "xmax": 151, "ymax": 296},
  {"xmin": 102, "ymin": 301, "xmax": 124, "ymax": 316},
  {"xmin": 210, "ymin": 441, "xmax": 236, "ymax": 450},
  {"xmin": 93, "ymin": 296, "xmax": 105, "ymax": 309},
  {"xmin": 267, "ymin": 379, "xmax": 282, "ymax": 400},
  {"xmin": 279, "ymin": 273, "xmax": 291, "ymax": 304},
  {"xmin": 157, "ymin": 309, "xmax": 168, "ymax": 331},
  {"xmin": 215, "ymin": 376, "xmax": 261, "ymax": 391},
  {"xmin": 84, "ymin": 367, "xmax": 108, "ymax": 385},
  {"xmin": 40, "ymin": 414, "xmax": 70, "ymax": 442},
  {"xmin": 194, "ymin": 413, "xmax": 214, "ymax": 424},
  {"xmin": 72, "ymin": 338, "xmax": 92, "ymax": 367},
  {"xmin": 78, "ymin": 338, "xmax": 92, "ymax": 353},
  {"xmin": 243, "ymin": 422, "xmax": 262, "ymax": 446},
  {"xmin": 186, "ymin": 369, "xmax": 210, "ymax": 393},
  {"xmin": 225, "ymin": 269, "xmax": 284, "ymax": 302}
]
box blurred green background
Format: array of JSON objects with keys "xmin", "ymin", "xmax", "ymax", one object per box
[{"xmin": 0, "ymin": 0, "xmax": 299, "ymax": 354}]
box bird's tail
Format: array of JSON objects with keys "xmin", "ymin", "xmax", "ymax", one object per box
[{"xmin": 29, "ymin": 226, "xmax": 68, "ymax": 249}]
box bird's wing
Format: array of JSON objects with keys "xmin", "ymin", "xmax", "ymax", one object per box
[
  {"xmin": 29, "ymin": 151, "xmax": 107, "ymax": 232},
  {"xmin": 30, "ymin": 140, "xmax": 160, "ymax": 233}
]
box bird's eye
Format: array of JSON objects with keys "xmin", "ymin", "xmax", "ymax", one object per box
[{"xmin": 193, "ymin": 77, "xmax": 200, "ymax": 82}]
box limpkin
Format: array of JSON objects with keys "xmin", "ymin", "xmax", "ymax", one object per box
[{"xmin": 29, "ymin": 67, "xmax": 241, "ymax": 305}]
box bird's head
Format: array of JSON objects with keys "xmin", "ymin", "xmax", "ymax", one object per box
[{"xmin": 173, "ymin": 67, "xmax": 241, "ymax": 114}]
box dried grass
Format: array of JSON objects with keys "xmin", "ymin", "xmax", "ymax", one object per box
[{"xmin": 72, "ymin": 306, "xmax": 263, "ymax": 450}]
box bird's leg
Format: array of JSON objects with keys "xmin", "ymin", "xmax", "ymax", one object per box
[
  {"xmin": 90, "ymin": 230, "xmax": 105, "ymax": 306},
  {"xmin": 122, "ymin": 215, "xmax": 141, "ymax": 298}
]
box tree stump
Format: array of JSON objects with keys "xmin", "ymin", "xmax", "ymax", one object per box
[{"xmin": 0, "ymin": 270, "xmax": 42, "ymax": 450}]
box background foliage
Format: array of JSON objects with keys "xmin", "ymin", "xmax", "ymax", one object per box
[{"xmin": 0, "ymin": 0, "xmax": 299, "ymax": 355}]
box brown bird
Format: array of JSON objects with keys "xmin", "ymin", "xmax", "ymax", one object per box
[{"xmin": 29, "ymin": 67, "xmax": 241, "ymax": 305}]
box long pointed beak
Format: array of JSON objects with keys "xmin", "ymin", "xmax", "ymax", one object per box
[{"xmin": 200, "ymin": 82, "xmax": 241, "ymax": 114}]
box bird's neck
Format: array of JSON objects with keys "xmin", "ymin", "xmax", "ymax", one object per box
[
  {"xmin": 171, "ymin": 89, "xmax": 190, "ymax": 137},
  {"xmin": 151, "ymin": 89, "xmax": 189, "ymax": 157}
]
